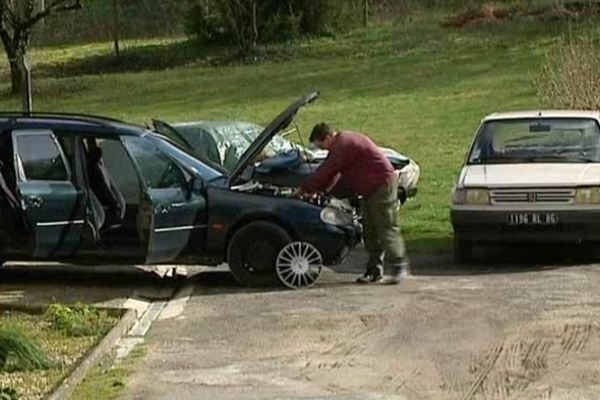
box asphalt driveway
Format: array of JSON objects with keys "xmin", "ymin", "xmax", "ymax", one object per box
[{"xmin": 120, "ymin": 246, "xmax": 600, "ymax": 400}]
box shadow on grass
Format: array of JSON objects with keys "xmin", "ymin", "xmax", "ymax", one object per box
[
  {"xmin": 31, "ymin": 39, "xmax": 311, "ymax": 80},
  {"xmin": 34, "ymin": 40, "xmax": 235, "ymax": 79},
  {"xmin": 0, "ymin": 264, "xmax": 181, "ymax": 306}
]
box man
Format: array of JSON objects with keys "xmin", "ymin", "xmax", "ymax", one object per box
[{"xmin": 296, "ymin": 123, "xmax": 410, "ymax": 285}]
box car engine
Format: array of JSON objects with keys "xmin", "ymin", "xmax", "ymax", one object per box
[{"xmin": 230, "ymin": 180, "xmax": 353, "ymax": 211}]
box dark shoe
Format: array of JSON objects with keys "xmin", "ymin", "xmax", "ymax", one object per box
[{"xmin": 356, "ymin": 272, "xmax": 383, "ymax": 284}]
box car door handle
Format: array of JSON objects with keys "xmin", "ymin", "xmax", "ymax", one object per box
[
  {"xmin": 28, "ymin": 195, "xmax": 44, "ymax": 208},
  {"xmin": 156, "ymin": 205, "xmax": 170, "ymax": 214}
]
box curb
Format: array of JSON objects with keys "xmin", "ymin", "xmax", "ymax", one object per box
[{"xmin": 46, "ymin": 307, "xmax": 138, "ymax": 400}]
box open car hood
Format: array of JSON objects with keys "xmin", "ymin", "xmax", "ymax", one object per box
[{"xmin": 228, "ymin": 92, "xmax": 319, "ymax": 185}]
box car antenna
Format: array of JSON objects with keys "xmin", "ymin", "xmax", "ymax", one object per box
[{"xmin": 294, "ymin": 122, "xmax": 313, "ymax": 174}]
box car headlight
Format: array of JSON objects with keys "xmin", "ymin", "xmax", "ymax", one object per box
[
  {"xmin": 452, "ymin": 188, "xmax": 490, "ymax": 205},
  {"xmin": 320, "ymin": 207, "xmax": 353, "ymax": 226},
  {"xmin": 575, "ymin": 187, "xmax": 600, "ymax": 204}
]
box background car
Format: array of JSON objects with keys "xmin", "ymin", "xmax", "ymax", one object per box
[
  {"xmin": 0, "ymin": 93, "xmax": 360, "ymax": 289},
  {"xmin": 152, "ymin": 117, "xmax": 420, "ymax": 204},
  {"xmin": 451, "ymin": 110, "xmax": 600, "ymax": 262}
]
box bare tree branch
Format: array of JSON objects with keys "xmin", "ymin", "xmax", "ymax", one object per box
[
  {"xmin": 0, "ymin": 0, "xmax": 83, "ymax": 94},
  {"xmin": 29, "ymin": 0, "xmax": 81, "ymax": 28}
]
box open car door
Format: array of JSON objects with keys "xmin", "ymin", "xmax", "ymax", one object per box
[
  {"xmin": 12, "ymin": 130, "xmax": 85, "ymax": 258},
  {"xmin": 121, "ymin": 135, "xmax": 207, "ymax": 264}
]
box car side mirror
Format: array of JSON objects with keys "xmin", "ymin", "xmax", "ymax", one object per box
[
  {"xmin": 240, "ymin": 165, "xmax": 254, "ymax": 181},
  {"xmin": 187, "ymin": 177, "xmax": 204, "ymax": 195}
]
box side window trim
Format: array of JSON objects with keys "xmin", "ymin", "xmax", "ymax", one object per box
[{"xmin": 12, "ymin": 129, "xmax": 72, "ymax": 183}]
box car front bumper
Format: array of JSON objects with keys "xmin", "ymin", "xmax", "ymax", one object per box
[
  {"xmin": 298, "ymin": 222, "xmax": 362, "ymax": 265},
  {"xmin": 451, "ymin": 208, "xmax": 600, "ymax": 243}
]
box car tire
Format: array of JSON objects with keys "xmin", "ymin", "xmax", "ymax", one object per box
[
  {"xmin": 227, "ymin": 221, "xmax": 291, "ymax": 287},
  {"xmin": 454, "ymin": 237, "xmax": 473, "ymax": 263}
]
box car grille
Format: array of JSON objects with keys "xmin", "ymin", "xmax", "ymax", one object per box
[{"xmin": 490, "ymin": 188, "xmax": 575, "ymax": 205}]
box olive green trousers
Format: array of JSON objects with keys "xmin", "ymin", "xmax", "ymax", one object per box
[{"xmin": 361, "ymin": 177, "xmax": 409, "ymax": 276}]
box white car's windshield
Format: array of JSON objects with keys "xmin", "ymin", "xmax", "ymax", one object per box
[{"xmin": 468, "ymin": 118, "xmax": 600, "ymax": 164}]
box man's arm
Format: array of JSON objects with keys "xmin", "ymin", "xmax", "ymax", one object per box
[{"xmin": 298, "ymin": 147, "xmax": 346, "ymax": 194}]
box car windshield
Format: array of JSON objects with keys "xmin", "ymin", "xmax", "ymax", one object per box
[
  {"xmin": 174, "ymin": 123, "xmax": 308, "ymax": 172},
  {"xmin": 146, "ymin": 133, "xmax": 225, "ymax": 181},
  {"xmin": 468, "ymin": 118, "xmax": 600, "ymax": 164}
]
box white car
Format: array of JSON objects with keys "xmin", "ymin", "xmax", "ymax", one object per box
[{"xmin": 451, "ymin": 110, "xmax": 600, "ymax": 262}]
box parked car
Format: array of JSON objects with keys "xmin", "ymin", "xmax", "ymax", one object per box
[
  {"xmin": 451, "ymin": 110, "xmax": 600, "ymax": 262},
  {"xmin": 152, "ymin": 116, "xmax": 420, "ymax": 204},
  {"xmin": 0, "ymin": 93, "xmax": 360, "ymax": 288}
]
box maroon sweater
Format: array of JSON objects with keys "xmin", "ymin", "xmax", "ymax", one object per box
[{"xmin": 300, "ymin": 131, "xmax": 395, "ymax": 197}]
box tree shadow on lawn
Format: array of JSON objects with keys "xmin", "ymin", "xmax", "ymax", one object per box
[
  {"xmin": 21, "ymin": 35, "xmax": 523, "ymax": 106},
  {"xmin": 33, "ymin": 40, "xmax": 233, "ymax": 79}
]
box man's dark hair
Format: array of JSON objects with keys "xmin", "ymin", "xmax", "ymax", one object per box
[{"xmin": 310, "ymin": 122, "xmax": 334, "ymax": 142}]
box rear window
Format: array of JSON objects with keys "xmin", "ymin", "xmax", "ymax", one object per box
[
  {"xmin": 468, "ymin": 118, "xmax": 600, "ymax": 164},
  {"xmin": 15, "ymin": 133, "xmax": 69, "ymax": 181}
]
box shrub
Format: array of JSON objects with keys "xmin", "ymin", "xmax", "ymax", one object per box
[
  {"xmin": 45, "ymin": 303, "xmax": 112, "ymax": 338},
  {"xmin": 0, "ymin": 386, "xmax": 19, "ymax": 400},
  {"xmin": 535, "ymin": 35, "xmax": 600, "ymax": 110},
  {"xmin": 185, "ymin": 0, "xmax": 362, "ymax": 47},
  {"xmin": 185, "ymin": 2, "xmax": 231, "ymax": 44},
  {"xmin": 0, "ymin": 328, "xmax": 53, "ymax": 372}
]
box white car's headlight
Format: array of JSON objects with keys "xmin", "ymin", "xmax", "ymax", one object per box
[
  {"xmin": 320, "ymin": 207, "xmax": 353, "ymax": 226},
  {"xmin": 575, "ymin": 187, "xmax": 600, "ymax": 204},
  {"xmin": 452, "ymin": 188, "xmax": 490, "ymax": 205}
]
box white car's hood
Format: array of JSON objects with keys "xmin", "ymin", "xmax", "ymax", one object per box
[{"xmin": 462, "ymin": 164, "xmax": 600, "ymax": 188}]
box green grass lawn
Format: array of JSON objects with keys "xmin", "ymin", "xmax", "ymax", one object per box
[{"xmin": 0, "ymin": 11, "xmax": 592, "ymax": 254}]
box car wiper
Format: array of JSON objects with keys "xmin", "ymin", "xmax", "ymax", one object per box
[
  {"xmin": 530, "ymin": 155, "xmax": 597, "ymax": 163},
  {"xmin": 471, "ymin": 156, "xmax": 532, "ymax": 164}
]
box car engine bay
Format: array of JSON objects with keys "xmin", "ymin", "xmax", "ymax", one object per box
[{"xmin": 230, "ymin": 180, "xmax": 354, "ymax": 212}]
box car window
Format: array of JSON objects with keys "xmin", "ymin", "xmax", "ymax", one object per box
[
  {"xmin": 469, "ymin": 118, "xmax": 600, "ymax": 164},
  {"xmin": 148, "ymin": 134, "xmax": 224, "ymax": 181},
  {"xmin": 96, "ymin": 138, "xmax": 141, "ymax": 204},
  {"xmin": 14, "ymin": 132, "xmax": 69, "ymax": 181},
  {"xmin": 122, "ymin": 136, "xmax": 185, "ymax": 189}
]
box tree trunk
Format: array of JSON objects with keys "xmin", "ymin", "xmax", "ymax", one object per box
[
  {"xmin": 250, "ymin": 0, "xmax": 257, "ymax": 49},
  {"xmin": 112, "ymin": 0, "xmax": 120, "ymax": 58},
  {"xmin": 363, "ymin": 0, "xmax": 369, "ymax": 28},
  {"xmin": 9, "ymin": 57, "xmax": 22, "ymax": 95}
]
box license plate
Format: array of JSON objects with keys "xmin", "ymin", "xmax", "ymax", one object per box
[{"xmin": 507, "ymin": 213, "xmax": 559, "ymax": 226}]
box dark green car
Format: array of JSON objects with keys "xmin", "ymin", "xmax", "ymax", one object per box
[{"xmin": 0, "ymin": 93, "xmax": 360, "ymax": 289}]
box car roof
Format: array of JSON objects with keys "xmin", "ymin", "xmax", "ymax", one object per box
[
  {"xmin": 0, "ymin": 112, "xmax": 146, "ymax": 136},
  {"xmin": 483, "ymin": 110, "xmax": 600, "ymax": 122}
]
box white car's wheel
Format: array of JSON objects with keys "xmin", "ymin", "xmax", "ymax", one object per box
[{"xmin": 276, "ymin": 242, "xmax": 323, "ymax": 289}]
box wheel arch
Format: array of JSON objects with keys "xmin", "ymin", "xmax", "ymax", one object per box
[{"xmin": 224, "ymin": 213, "xmax": 297, "ymax": 261}]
